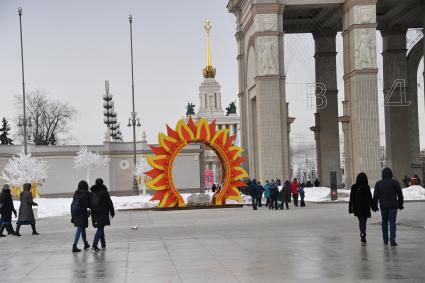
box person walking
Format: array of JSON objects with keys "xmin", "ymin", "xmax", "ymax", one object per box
[
  {"xmin": 264, "ymin": 180, "xmax": 270, "ymax": 207},
  {"xmin": 71, "ymin": 180, "xmax": 91, "ymax": 252},
  {"xmin": 299, "ymin": 182, "xmax": 306, "ymax": 207},
  {"xmin": 349, "ymin": 173, "xmax": 374, "ymax": 246},
  {"xmin": 90, "ymin": 178, "xmax": 115, "ymax": 251},
  {"xmin": 257, "ymin": 181, "xmax": 264, "ymax": 207},
  {"xmin": 269, "ymin": 180, "xmax": 278, "ymax": 210},
  {"xmin": 248, "ymin": 179, "xmax": 259, "ymax": 210},
  {"xmin": 16, "ymin": 183, "xmax": 39, "ymax": 236},
  {"xmin": 0, "ymin": 184, "xmax": 17, "ymax": 236},
  {"xmin": 372, "ymin": 167, "xmax": 404, "ymax": 246},
  {"xmin": 290, "ymin": 178, "xmax": 300, "ymax": 207},
  {"xmin": 280, "ymin": 180, "xmax": 291, "ymax": 210}
]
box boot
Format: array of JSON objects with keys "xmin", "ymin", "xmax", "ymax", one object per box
[
  {"xmin": 92, "ymin": 246, "xmax": 100, "ymax": 252},
  {"xmin": 84, "ymin": 242, "xmax": 90, "ymax": 250},
  {"xmin": 15, "ymin": 224, "xmax": 21, "ymax": 237},
  {"xmin": 72, "ymin": 245, "xmax": 81, "ymax": 253},
  {"xmin": 361, "ymin": 233, "xmax": 367, "ymax": 246},
  {"xmin": 31, "ymin": 224, "xmax": 39, "ymax": 235}
]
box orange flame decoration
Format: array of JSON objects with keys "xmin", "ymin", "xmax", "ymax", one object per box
[{"xmin": 145, "ymin": 117, "xmax": 248, "ymax": 208}]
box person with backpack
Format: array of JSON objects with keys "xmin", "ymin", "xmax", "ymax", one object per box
[
  {"xmin": 90, "ymin": 178, "xmax": 115, "ymax": 251},
  {"xmin": 16, "ymin": 183, "xmax": 39, "ymax": 236},
  {"xmin": 349, "ymin": 172, "xmax": 374, "ymax": 246},
  {"xmin": 71, "ymin": 180, "xmax": 91, "ymax": 252},
  {"xmin": 372, "ymin": 167, "xmax": 404, "ymax": 246},
  {"xmin": 0, "ymin": 184, "xmax": 17, "ymax": 237}
]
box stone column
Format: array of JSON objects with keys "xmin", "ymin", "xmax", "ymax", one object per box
[
  {"xmin": 254, "ymin": 11, "xmax": 289, "ymax": 182},
  {"xmin": 311, "ymin": 31, "xmax": 341, "ymax": 187},
  {"xmin": 341, "ymin": 1, "xmax": 381, "ymax": 187},
  {"xmin": 235, "ymin": 14, "xmax": 249, "ymax": 173},
  {"xmin": 382, "ymin": 26, "xmax": 411, "ymax": 181}
]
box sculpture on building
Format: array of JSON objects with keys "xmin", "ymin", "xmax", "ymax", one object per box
[
  {"xmin": 258, "ymin": 37, "xmax": 278, "ymax": 75},
  {"xmin": 356, "ymin": 30, "xmax": 376, "ymax": 69}
]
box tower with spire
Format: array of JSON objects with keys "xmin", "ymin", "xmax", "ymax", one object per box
[
  {"xmin": 192, "ymin": 21, "xmax": 241, "ymax": 187},
  {"xmin": 196, "ymin": 20, "xmax": 226, "ymax": 118}
]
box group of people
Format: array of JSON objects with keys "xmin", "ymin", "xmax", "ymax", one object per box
[
  {"xmin": 245, "ymin": 178, "xmax": 307, "ymax": 210},
  {"xmin": 0, "ymin": 183, "xmax": 39, "ymax": 237},
  {"xmin": 0, "ymin": 178, "xmax": 115, "ymax": 253},
  {"xmin": 349, "ymin": 167, "xmax": 404, "ymax": 246}
]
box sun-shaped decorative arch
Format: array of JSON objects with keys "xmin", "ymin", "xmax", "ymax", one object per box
[{"xmin": 145, "ymin": 117, "xmax": 248, "ymax": 208}]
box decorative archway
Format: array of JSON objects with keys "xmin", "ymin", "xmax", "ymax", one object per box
[{"xmin": 145, "ymin": 117, "xmax": 248, "ymax": 208}]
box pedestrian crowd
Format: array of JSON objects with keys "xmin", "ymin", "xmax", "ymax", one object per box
[{"xmin": 244, "ymin": 177, "xmax": 313, "ymax": 210}]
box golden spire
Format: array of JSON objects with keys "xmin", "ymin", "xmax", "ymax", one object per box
[{"xmin": 203, "ymin": 20, "xmax": 216, "ymax": 78}]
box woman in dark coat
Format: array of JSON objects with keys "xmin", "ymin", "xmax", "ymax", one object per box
[
  {"xmin": 71, "ymin": 180, "xmax": 91, "ymax": 252},
  {"xmin": 16, "ymin": 183, "xmax": 39, "ymax": 236},
  {"xmin": 0, "ymin": 184, "xmax": 17, "ymax": 236},
  {"xmin": 90, "ymin": 178, "xmax": 115, "ymax": 251},
  {"xmin": 349, "ymin": 172, "xmax": 374, "ymax": 246}
]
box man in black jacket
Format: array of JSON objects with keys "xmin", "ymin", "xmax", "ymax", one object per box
[{"xmin": 372, "ymin": 167, "xmax": 404, "ymax": 246}]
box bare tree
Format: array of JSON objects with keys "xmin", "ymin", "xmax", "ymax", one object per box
[{"xmin": 15, "ymin": 90, "xmax": 76, "ymax": 145}]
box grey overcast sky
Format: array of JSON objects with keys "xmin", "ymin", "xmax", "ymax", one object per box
[{"xmin": 1, "ymin": 1, "xmax": 424, "ymax": 150}]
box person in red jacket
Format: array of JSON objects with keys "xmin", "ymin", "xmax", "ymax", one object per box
[{"xmin": 291, "ymin": 178, "xmax": 300, "ymax": 207}]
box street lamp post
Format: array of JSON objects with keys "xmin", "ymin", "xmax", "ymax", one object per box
[
  {"xmin": 18, "ymin": 7, "xmax": 29, "ymax": 155},
  {"xmin": 127, "ymin": 14, "xmax": 141, "ymax": 195}
]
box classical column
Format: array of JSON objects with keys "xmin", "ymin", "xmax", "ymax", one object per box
[
  {"xmin": 406, "ymin": 38, "xmax": 422, "ymax": 176},
  {"xmin": 311, "ymin": 31, "xmax": 341, "ymax": 187},
  {"xmin": 382, "ymin": 26, "xmax": 411, "ymax": 180},
  {"xmin": 341, "ymin": 1, "xmax": 381, "ymax": 187},
  {"xmin": 235, "ymin": 13, "xmax": 249, "ymax": 173},
  {"xmin": 254, "ymin": 11, "xmax": 289, "ymax": 182}
]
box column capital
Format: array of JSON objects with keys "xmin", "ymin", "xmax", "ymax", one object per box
[{"xmin": 343, "ymin": 0, "xmax": 377, "ymax": 13}]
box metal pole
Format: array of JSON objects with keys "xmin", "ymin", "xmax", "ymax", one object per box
[
  {"xmin": 18, "ymin": 7, "xmax": 28, "ymax": 155},
  {"xmin": 129, "ymin": 14, "xmax": 139, "ymax": 194}
]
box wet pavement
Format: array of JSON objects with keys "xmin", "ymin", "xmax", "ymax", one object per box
[{"xmin": 1, "ymin": 202, "xmax": 424, "ymax": 283}]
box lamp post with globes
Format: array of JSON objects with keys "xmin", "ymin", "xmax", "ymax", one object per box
[
  {"xmin": 127, "ymin": 14, "xmax": 141, "ymax": 195},
  {"xmin": 18, "ymin": 7, "xmax": 30, "ymax": 154}
]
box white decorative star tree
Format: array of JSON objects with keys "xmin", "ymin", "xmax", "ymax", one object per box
[
  {"xmin": 135, "ymin": 156, "xmax": 149, "ymax": 195},
  {"xmin": 73, "ymin": 146, "xmax": 109, "ymax": 185},
  {"xmin": 1, "ymin": 153, "xmax": 48, "ymax": 197}
]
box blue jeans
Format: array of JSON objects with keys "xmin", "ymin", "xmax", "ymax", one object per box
[
  {"xmin": 381, "ymin": 208, "xmax": 397, "ymax": 243},
  {"xmin": 73, "ymin": 227, "xmax": 87, "ymax": 246},
  {"xmin": 93, "ymin": 227, "xmax": 105, "ymax": 248}
]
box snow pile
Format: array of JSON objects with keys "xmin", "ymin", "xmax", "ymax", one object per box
[{"xmin": 402, "ymin": 185, "xmax": 425, "ymax": 200}]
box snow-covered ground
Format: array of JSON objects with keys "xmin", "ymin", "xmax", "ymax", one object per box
[{"xmin": 9, "ymin": 186, "xmax": 425, "ymax": 219}]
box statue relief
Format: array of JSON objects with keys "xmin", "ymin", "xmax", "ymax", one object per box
[
  {"xmin": 257, "ymin": 37, "xmax": 279, "ymax": 75},
  {"xmin": 256, "ymin": 14, "xmax": 277, "ymax": 32},
  {"xmin": 355, "ymin": 29, "xmax": 376, "ymax": 69}
]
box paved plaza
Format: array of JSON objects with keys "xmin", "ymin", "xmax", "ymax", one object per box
[{"xmin": 1, "ymin": 202, "xmax": 425, "ymax": 283}]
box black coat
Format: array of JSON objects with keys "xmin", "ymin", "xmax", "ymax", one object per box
[
  {"xmin": 71, "ymin": 188, "xmax": 90, "ymax": 228},
  {"xmin": 0, "ymin": 189, "xmax": 16, "ymax": 222},
  {"xmin": 90, "ymin": 184, "xmax": 115, "ymax": 228},
  {"xmin": 373, "ymin": 168, "xmax": 404, "ymax": 209},
  {"xmin": 349, "ymin": 184, "xmax": 372, "ymax": 218}
]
